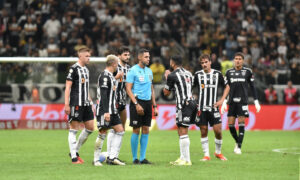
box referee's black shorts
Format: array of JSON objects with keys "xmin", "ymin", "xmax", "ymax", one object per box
[{"xmin": 129, "ymin": 99, "xmax": 152, "ymax": 128}]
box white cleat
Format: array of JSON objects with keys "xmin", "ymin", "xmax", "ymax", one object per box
[
  {"xmin": 235, "ymin": 148, "xmax": 242, "ymax": 154},
  {"xmin": 112, "ymin": 158, "xmax": 126, "ymax": 165},
  {"xmin": 234, "ymin": 143, "xmax": 238, "ymax": 153},
  {"xmin": 93, "ymin": 160, "xmax": 103, "ymax": 166}
]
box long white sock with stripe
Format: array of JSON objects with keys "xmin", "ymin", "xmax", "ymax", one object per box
[
  {"xmin": 215, "ymin": 138, "xmax": 222, "ymax": 154},
  {"xmin": 180, "ymin": 135, "xmax": 191, "ymax": 162},
  {"xmin": 201, "ymin": 137, "xmax": 210, "ymax": 157},
  {"xmin": 94, "ymin": 134, "xmax": 106, "ymax": 162},
  {"xmin": 76, "ymin": 128, "xmax": 93, "ymax": 152},
  {"xmin": 68, "ymin": 129, "xmax": 78, "ymax": 159}
]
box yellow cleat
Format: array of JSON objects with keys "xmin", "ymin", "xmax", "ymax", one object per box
[{"xmin": 170, "ymin": 158, "xmax": 192, "ymax": 166}]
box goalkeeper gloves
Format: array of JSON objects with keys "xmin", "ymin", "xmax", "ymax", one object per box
[
  {"xmin": 254, "ymin": 100, "xmax": 261, "ymax": 113},
  {"xmin": 220, "ymin": 99, "xmax": 227, "ymax": 114}
]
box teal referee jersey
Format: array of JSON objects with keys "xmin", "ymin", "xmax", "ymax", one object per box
[{"xmin": 126, "ymin": 64, "xmax": 153, "ymax": 101}]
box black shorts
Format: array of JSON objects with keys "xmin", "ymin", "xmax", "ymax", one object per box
[
  {"xmin": 96, "ymin": 114, "xmax": 122, "ymax": 130},
  {"xmin": 176, "ymin": 100, "xmax": 197, "ymax": 127},
  {"xmin": 129, "ymin": 99, "xmax": 152, "ymax": 128},
  {"xmin": 195, "ymin": 110, "xmax": 222, "ymax": 127},
  {"xmin": 227, "ymin": 103, "xmax": 249, "ymax": 118},
  {"xmin": 117, "ymin": 104, "xmax": 126, "ymax": 112},
  {"xmin": 68, "ymin": 105, "xmax": 94, "ymax": 123}
]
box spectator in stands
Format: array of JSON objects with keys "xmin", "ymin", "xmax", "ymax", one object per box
[
  {"xmin": 284, "ymin": 81, "xmax": 298, "ymax": 104},
  {"xmin": 264, "ymin": 85, "xmax": 278, "ymax": 104},
  {"xmin": 24, "ymin": 17, "xmax": 37, "ymax": 41},
  {"xmin": 150, "ymin": 58, "xmax": 165, "ymax": 84},
  {"xmin": 43, "ymin": 14, "xmax": 61, "ymax": 40}
]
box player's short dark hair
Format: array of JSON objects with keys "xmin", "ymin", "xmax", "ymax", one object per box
[
  {"xmin": 234, "ymin": 52, "xmax": 244, "ymax": 60},
  {"xmin": 170, "ymin": 55, "xmax": 182, "ymax": 66},
  {"xmin": 137, "ymin": 48, "xmax": 149, "ymax": 56},
  {"xmin": 199, "ymin": 54, "xmax": 211, "ymax": 61},
  {"xmin": 117, "ymin": 46, "xmax": 130, "ymax": 55}
]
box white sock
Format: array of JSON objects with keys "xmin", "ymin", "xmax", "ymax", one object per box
[
  {"xmin": 75, "ymin": 129, "xmax": 93, "ymax": 152},
  {"xmin": 94, "ymin": 134, "xmax": 106, "ymax": 162},
  {"xmin": 215, "ymin": 138, "xmax": 222, "ymax": 154},
  {"xmin": 201, "ymin": 137, "xmax": 209, "ymax": 157},
  {"xmin": 179, "ymin": 138, "xmax": 184, "ymax": 160},
  {"xmin": 68, "ymin": 129, "xmax": 78, "ymax": 159},
  {"xmin": 107, "ymin": 129, "xmax": 115, "ymax": 157},
  {"xmin": 116, "ymin": 131, "xmax": 124, "ymax": 158},
  {"xmin": 109, "ymin": 131, "xmax": 124, "ymax": 160},
  {"xmin": 180, "ymin": 135, "xmax": 190, "ymax": 162}
]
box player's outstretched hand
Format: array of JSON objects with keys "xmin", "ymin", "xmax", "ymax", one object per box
[
  {"xmin": 220, "ymin": 99, "xmax": 227, "ymax": 114},
  {"xmin": 254, "ymin": 100, "xmax": 261, "ymax": 113}
]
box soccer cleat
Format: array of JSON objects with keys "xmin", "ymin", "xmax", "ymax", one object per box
[
  {"xmin": 200, "ymin": 156, "xmax": 211, "ymax": 161},
  {"xmin": 234, "ymin": 143, "xmax": 238, "ymax": 153},
  {"xmin": 72, "ymin": 158, "xmax": 83, "ymax": 164},
  {"xmin": 235, "ymin": 148, "xmax": 242, "ymax": 154},
  {"xmin": 133, "ymin": 159, "xmax": 140, "ymax": 165},
  {"xmin": 93, "ymin": 160, "xmax": 103, "ymax": 166},
  {"xmin": 69, "ymin": 152, "xmax": 84, "ymax": 163},
  {"xmin": 140, "ymin": 159, "xmax": 152, "ymax": 164},
  {"xmin": 170, "ymin": 158, "xmax": 183, "ymax": 165},
  {"xmin": 107, "ymin": 158, "xmax": 126, "ymax": 165},
  {"xmin": 214, "ymin": 153, "xmax": 227, "ymax": 161},
  {"xmin": 171, "ymin": 159, "xmax": 192, "ymax": 166}
]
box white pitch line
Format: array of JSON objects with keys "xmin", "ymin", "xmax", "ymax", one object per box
[{"xmin": 272, "ymin": 147, "xmax": 300, "ymax": 155}]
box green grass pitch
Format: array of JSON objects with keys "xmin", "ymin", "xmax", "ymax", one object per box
[{"xmin": 0, "ymin": 130, "xmax": 299, "ymax": 180}]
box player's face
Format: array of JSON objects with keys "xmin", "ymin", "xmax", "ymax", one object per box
[
  {"xmin": 119, "ymin": 51, "xmax": 130, "ymax": 64},
  {"xmin": 169, "ymin": 59, "xmax": 175, "ymax": 71},
  {"xmin": 78, "ymin": 51, "xmax": 91, "ymax": 65},
  {"xmin": 140, "ymin": 52, "xmax": 150, "ymax": 66},
  {"xmin": 200, "ymin": 58, "xmax": 211, "ymax": 72},
  {"xmin": 112, "ymin": 61, "xmax": 118, "ymax": 72},
  {"xmin": 234, "ymin": 55, "xmax": 244, "ymax": 69}
]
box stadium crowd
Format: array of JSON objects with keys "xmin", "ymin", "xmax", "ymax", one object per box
[{"xmin": 0, "ymin": 0, "xmax": 299, "ymax": 103}]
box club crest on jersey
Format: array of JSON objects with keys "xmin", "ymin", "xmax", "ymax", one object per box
[
  {"xmin": 241, "ymin": 70, "xmax": 246, "ymax": 76},
  {"xmin": 185, "ymin": 78, "xmax": 190, "ymax": 82},
  {"xmin": 201, "ymin": 84, "xmax": 205, "ymax": 89},
  {"xmin": 81, "ymin": 78, "xmax": 85, "ymax": 83}
]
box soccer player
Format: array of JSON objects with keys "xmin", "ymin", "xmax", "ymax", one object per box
[
  {"xmin": 163, "ymin": 55, "xmax": 197, "ymax": 166},
  {"xmin": 106, "ymin": 46, "xmax": 131, "ymax": 160},
  {"xmin": 126, "ymin": 49, "xmax": 158, "ymax": 164},
  {"xmin": 65, "ymin": 47, "xmax": 94, "ymax": 164},
  {"xmin": 221, "ymin": 52, "xmax": 261, "ymax": 154},
  {"xmin": 93, "ymin": 55, "xmax": 125, "ymax": 166},
  {"xmin": 194, "ymin": 54, "xmax": 229, "ymax": 161}
]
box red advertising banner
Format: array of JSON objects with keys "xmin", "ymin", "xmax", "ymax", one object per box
[{"xmin": 0, "ymin": 104, "xmax": 299, "ymax": 130}]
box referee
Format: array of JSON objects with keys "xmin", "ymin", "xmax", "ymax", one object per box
[{"xmin": 126, "ymin": 49, "xmax": 158, "ymax": 164}]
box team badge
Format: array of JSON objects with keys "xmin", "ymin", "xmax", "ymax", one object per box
[
  {"xmin": 201, "ymin": 84, "xmax": 205, "ymax": 89},
  {"xmin": 81, "ymin": 78, "xmax": 85, "ymax": 83},
  {"xmin": 241, "ymin": 71, "xmax": 246, "ymax": 76}
]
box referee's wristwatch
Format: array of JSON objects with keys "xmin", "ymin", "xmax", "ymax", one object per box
[{"xmin": 134, "ymin": 101, "xmax": 138, "ymax": 105}]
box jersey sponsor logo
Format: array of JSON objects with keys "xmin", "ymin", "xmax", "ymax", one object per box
[
  {"xmin": 230, "ymin": 78, "xmax": 245, "ymax": 83},
  {"xmin": 202, "ymin": 84, "xmax": 217, "ymax": 88},
  {"xmin": 233, "ymin": 97, "xmax": 241, "ymax": 102},
  {"xmin": 201, "ymin": 84, "xmax": 205, "ymax": 89}
]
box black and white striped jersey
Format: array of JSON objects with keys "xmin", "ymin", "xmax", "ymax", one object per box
[
  {"xmin": 225, "ymin": 67, "xmax": 258, "ymax": 104},
  {"xmin": 96, "ymin": 70, "xmax": 118, "ymax": 115},
  {"xmin": 194, "ymin": 69, "xmax": 226, "ymax": 112},
  {"xmin": 165, "ymin": 67, "xmax": 194, "ymax": 109},
  {"xmin": 116, "ymin": 62, "xmax": 130, "ymax": 105},
  {"xmin": 66, "ymin": 63, "xmax": 90, "ymax": 106}
]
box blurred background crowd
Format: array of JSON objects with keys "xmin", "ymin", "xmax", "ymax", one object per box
[{"xmin": 0, "ymin": 0, "xmax": 299, "ymax": 104}]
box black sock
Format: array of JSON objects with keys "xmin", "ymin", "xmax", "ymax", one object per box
[
  {"xmin": 229, "ymin": 124, "xmax": 238, "ymax": 143},
  {"xmin": 237, "ymin": 123, "xmax": 245, "ymax": 148}
]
